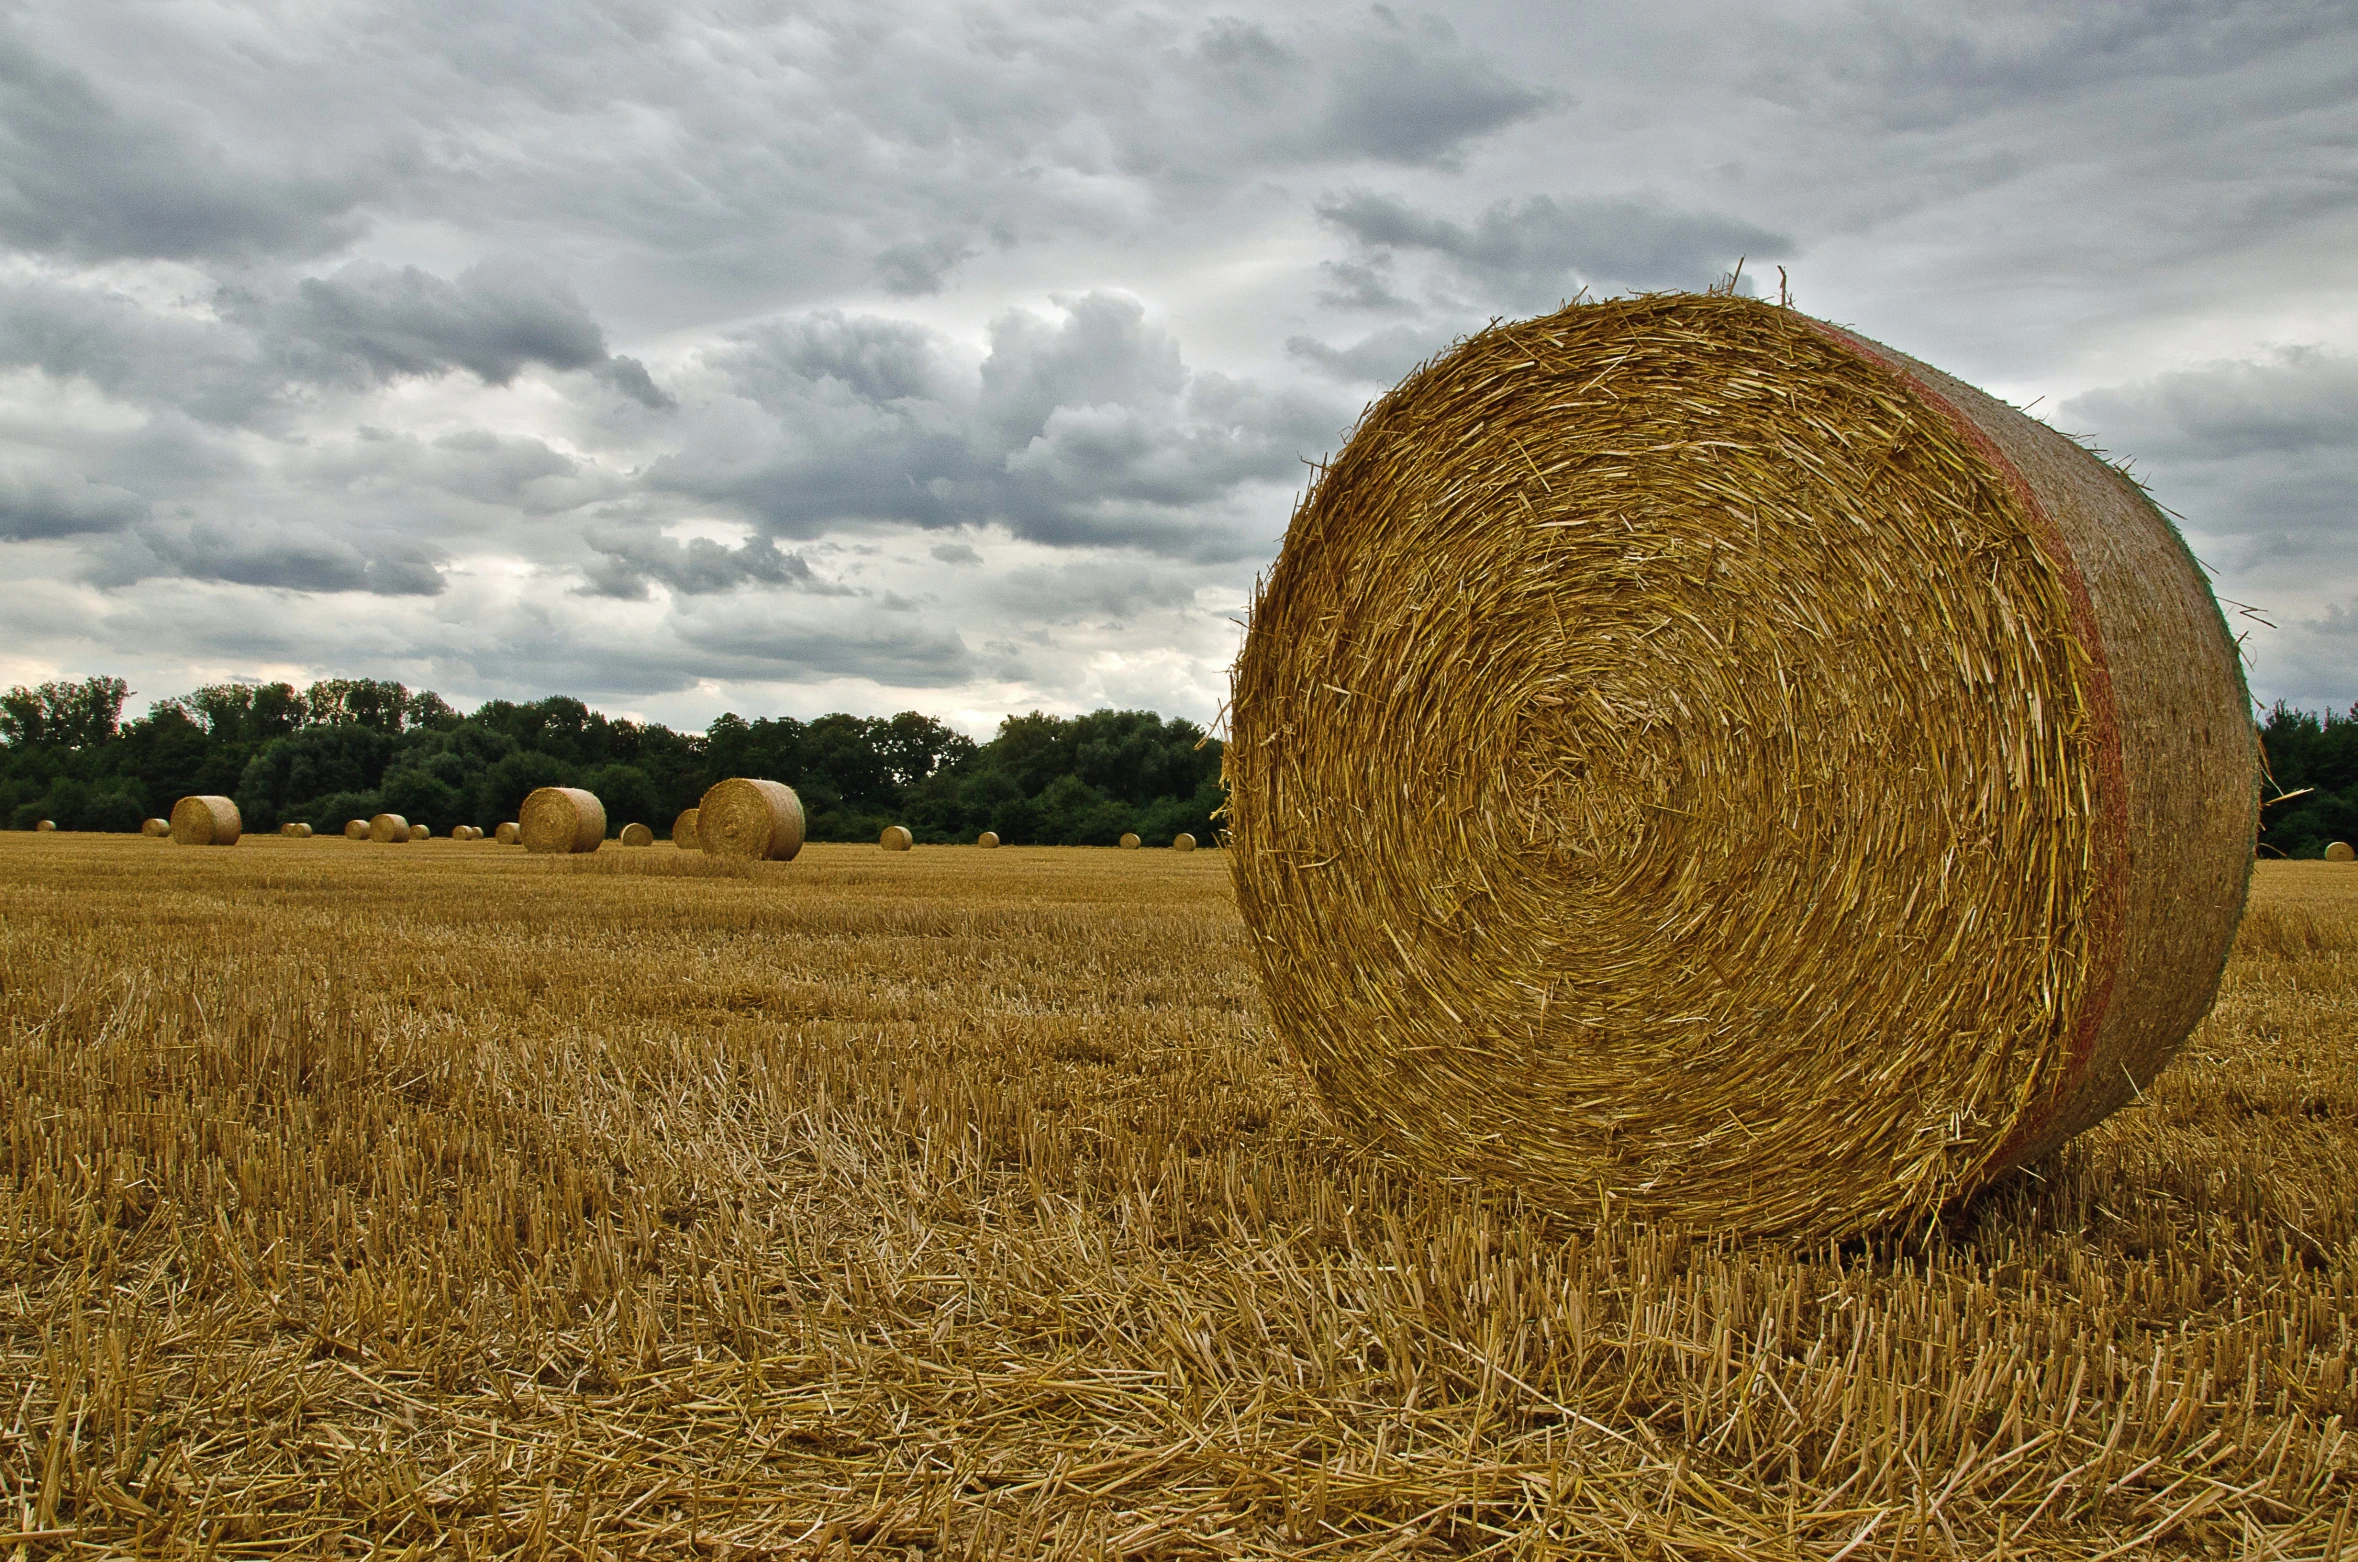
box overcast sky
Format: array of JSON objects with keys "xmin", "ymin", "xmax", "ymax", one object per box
[{"xmin": 2, "ymin": 0, "xmax": 2353, "ymax": 732}]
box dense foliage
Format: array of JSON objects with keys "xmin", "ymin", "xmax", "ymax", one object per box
[
  {"xmin": 0, "ymin": 677, "xmax": 1223, "ymax": 846},
  {"xmin": 2261, "ymin": 702, "xmax": 2358, "ymax": 858}
]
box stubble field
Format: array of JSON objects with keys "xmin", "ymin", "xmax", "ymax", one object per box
[{"xmin": 2, "ymin": 834, "xmax": 2354, "ymax": 1559}]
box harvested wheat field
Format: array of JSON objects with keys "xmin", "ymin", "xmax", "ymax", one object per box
[{"xmin": 2, "ymin": 835, "xmax": 2354, "ymax": 1558}]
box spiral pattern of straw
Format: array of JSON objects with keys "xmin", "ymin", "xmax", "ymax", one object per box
[
  {"xmin": 881, "ymin": 825, "xmax": 914, "ymax": 852},
  {"xmin": 2329, "ymin": 842, "xmax": 2355, "ymax": 863},
  {"xmin": 672, "ymin": 808, "xmax": 700, "ymax": 849},
  {"xmin": 1227, "ymin": 294, "xmax": 2257, "ymax": 1239},
  {"xmin": 620, "ymin": 822, "xmax": 655, "ymax": 847},
  {"xmin": 977, "ymin": 831, "xmax": 1000, "ymax": 848},
  {"xmin": 520, "ymin": 787, "xmax": 605, "ymax": 855},
  {"xmin": 696, "ymin": 780, "xmax": 803, "ymax": 861},
  {"xmin": 170, "ymin": 796, "xmax": 242, "ymax": 847}
]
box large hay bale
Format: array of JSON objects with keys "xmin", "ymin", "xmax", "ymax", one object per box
[
  {"xmin": 697, "ymin": 780, "xmax": 804, "ymax": 861},
  {"xmin": 520, "ymin": 787, "xmax": 605, "ymax": 854},
  {"xmin": 1118, "ymin": 832, "xmax": 1141, "ymax": 850},
  {"xmin": 672, "ymin": 808, "xmax": 700, "ymax": 849},
  {"xmin": 2328, "ymin": 842, "xmax": 2355, "ymax": 863},
  {"xmin": 344, "ymin": 819, "xmax": 369, "ymax": 840},
  {"xmin": 1226, "ymin": 294, "xmax": 2258, "ymax": 1239},
  {"xmin": 1173, "ymin": 833, "xmax": 1197, "ymax": 852},
  {"xmin": 620, "ymin": 822, "xmax": 655, "ymax": 847},
  {"xmin": 881, "ymin": 825, "xmax": 914, "ymax": 852},
  {"xmin": 368, "ymin": 812, "xmax": 409, "ymax": 844},
  {"xmin": 143, "ymin": 818, "xmax": 170, "ymax": 837},
  {"xmin": 977, "ymin": 830, "xmax": 1000, "ymax": 848},
  {"xmin": 170, "ymin": 795, "xmax": 242, "ymax": 846}
]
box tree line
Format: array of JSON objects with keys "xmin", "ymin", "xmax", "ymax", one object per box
[
  {"xmin": 2260, "ymin": 702, "xmax": 2358, "ymax": 858},
  {"xmin": 0, "ymin": 677, "xmax": 1224, "ymax": 847}
]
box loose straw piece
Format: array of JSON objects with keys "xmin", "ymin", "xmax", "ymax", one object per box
[
  {"xmin": 697, "ymin": 780, "xmax": 804, "ymax": 861},
  {"xmin": 519, "ymin": 788, "xmax": 605, "ymax": 855},
  {"xmin": 170, "ymin": 796, "xmax": 242, "ymax": 847},
  {"xmin": 1226, "ymin": 293, "xmax": 2257, "ymax": 1239}
]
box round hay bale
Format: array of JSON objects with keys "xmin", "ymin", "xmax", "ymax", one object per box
[
  {"xmin": 368, "ymin": 812, "xmax": 409, "ymax": 844},
  {"xmin": 35, "ymin": 819, "xmax": 57, "ymax": 833},
  {"xmin": 170, "ymin": 795, "xmax": 242, "ymax": 846},
  {"xmin": 1118, "ymin": 832, "xmax": 1141, "ymax": 850},
  {"xmin": 1226, "ymin": 294, "xmax": 2257, "ymax": 1239},
  {"xmin": 881, "ymin": 824, "xmax": 914, "ymax": 852},
  {"xmin": 278, "ymin": 821, "xmax": 311, "ymax": 837},
  {"xmin": 451, "ymin": 824, "xmax": 476, "ymax": 841},
  {"xmin": 1172, "ymin": 833, "xmax": 1197, "ymax": 852},
  {"xmin": 620, "ymin": 822, "xmax": 655, "ymax": 847},
  {"xmin": 343, "ymin": 819, "xmax": 369, "ymax": 840},
  {"xmin": 697, "ymin": 780, "xmax": 804, "ymax": 861},
  {"xmin": 977, "ymin": 830, "xmax": 1000, "ymax": 848},
  {"xmin": 495, "ymin": 821, "xmax": 519, "ymax": 845},
  {"xmin": 408, "ymin": 824, "xmax": 430, "ymax": 841},
  {"xmin": 672, "ymin": 807, "xmax": 700, "ymax": 849},
  {"xmin": 143, "ymin": 818, "xmax": 171, "ymax": 837},
  {"xmin": 519, "ymin": 786, "xmax": 605, "ymax": 854},
  {"xmin": 2328, "ymin": 842, "xmax": 2355, "ymax": 863}
]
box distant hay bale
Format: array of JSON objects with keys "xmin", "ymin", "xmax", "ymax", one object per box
[
  {"xmin": 697, "ymin": 780, "xmax": 804, "ymax": 861},
  {"xmin": 1172, "ymin": 833, "xmax": 1196, "ymax": 852},
  {"xmin": 2328, "ymin": 842, "xmax": 2355, "ymax": 863},
  {"xmin": 672, "ymin": 808, "xmax": 700, "ymax": 849},
  {"xmin": 143, "ymin": 818, "xmax": 170, "ymax": 837},
  {"xmin": 520, "ymin": 787, "xmax": 605, "ymax": 855},
  {"xmin": 495, "ymin": 821, "xmax": 519, "ymax": 845},
  {"xmin": 278, "ymin": 822, "xmax": 312, "ymax": 838},
  {"xmin": 620, "ymin": 822, "xmax": 655, "ymax": 847},
  {"xmin": 35, "ymin": 819, "xmax": 57, "ymax": 833},
  {"xmin": 170, "ymin": 795, "xmax": 242, "ymax": 847},
  {"xmin": 881, "ymin": 825, "xmax": 914, "ymax": 852},
  {"xmin": 344, "ymin": 819, "xmax": 369, "ymax": 840},
  {"xmin": 1226, "ymin": 293, "xmax": 2258, "ymax": 1239},
  {"xmin": 369, "ymin": 813, "xmax": 410, "ymax": 844},
  {"xmin": 1119, "ymin": 833, "xmax": 1141, "ymax": 850},
  {"xmin": 408, "ymin": 824, "xmax": 430, "ymax": 841},
  {"xmin": 977, "ymin": 830, "xmax": 1000, "ymax": 848},
  {"xmin": 451, "ymin": 825, "xmax": 477, "ymax": 841}
]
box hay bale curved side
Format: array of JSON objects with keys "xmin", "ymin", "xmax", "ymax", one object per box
[
  {"xmin": 170, "ymin": 796, "xmax": 241, "ymax": 846},
  {"xmin": 1225, "ymin": 293, "xmax": 2256, "ymax": 1239},
  {"xmin": 977, "ymin": 830, "xmax": 1000, "ymax": 848},
  {"xmin": 408, "ymin": 824, "xmax": 430, "ymax": 841},
  {"xmin": 2328, "ymin": 842, "xmax": 2355, "ymax": 863},
  {"xmin": 1118, "ymin": 832, "xmax": 1140, "ymax": 850},
  {"xmin": 368, "ymin": 813, "xmax": 409, "ymax": 844},
  {"xmin": 672, "ymin": 808, "xmax": 700, "ymax": 849},
  {"xmin": 1173, "ymin": 833, "xmax": 1197, "ymax": 852},
  {"xmin": 620, "ymin": 822, "xmax": 655, "ymax": 847},
  {"xmin": 696, "ymin": 780, "xmax": 803, "ymax": 861},
  {"xmin": 143, "ymin": 818, "xmax": 171, "ymax": 837},
  {"xmin": 344, "ymin": 819, "xmax": 369, "ymax": 840},
  {"xmin": 495, "ymin": 821, "xmax": 519, "ymax": 845},
  {"xmin": 519, "ymin": 787, "xmax": 604, "ymax": 854},
  {"xmin": 880, "ymin": 825, "xmax": 913, "ymax": 852}
]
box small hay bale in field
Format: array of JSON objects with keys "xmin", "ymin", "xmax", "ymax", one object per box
[
  {"xmin": 697, "ymin": 780, "xmax": 803, "ymax": 861},
  {"xmin": 1119, "ymin": 832, "xmax": 1141, "ymax": 850},
  {"xmin": 142, "ymin": 818, "xmax": 170, "ymax": 837},
  {"xmin": 2329, "ymin": 842, "xmax": 2356, "ymax": 863},
  {"xmin": 278, "ymin": 822, "xmax": 312, "ymax": 837},
  {"xmin": 1173, "ymin": 833, "xmax": 1196, "ymax": 852},
  {"xmin": 620, "ymin": 822, "xmax": 655, "ymax": 847},
  {"xmin": 170, "ymin": 795, "xmax": 242, "ymax": 846},
  {"xmin": 451, "ymin": 824, "xmax": 476, "ymax": 841},
  {"xmin": 672, "ymin": 807, "xmax": 700, "ymax": 849},
  {"xmin": 519, "ymin": 787, "xmax": 604, "ymax": 854},
  {"xmin": 343, "ymin": 819, "xmax": 368, "ymax": 840},
  {"xmin": 408, "ymin": 824, "xmax": 430, "ymax": 841},
  {"xmin": 35, "ymin": 819, "xmax": 56, "ymax": 833},
  {"xmin": 1226, "ymin": 293, "xmax": 2258, "ymax": 1240},
  {"xmin": 495, "ymin": 821, "xmax": 519, "ymax": 844},
  {"xmin": 880, "ymin": 824, "xmax": 913, "ymax": 852},
  {"xmin": 369, "ymin": 813, "xmax": 409, "ymax": 844},
  {"xmin": 977, "ymin": 830, "xmax": 1000, "ymax": 848}
]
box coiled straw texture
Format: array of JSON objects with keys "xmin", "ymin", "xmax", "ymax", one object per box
[
  {"xmin": 620, "ymin": 822, "xmax": 655, "ymax": 847},
  {"xmin": 170, "ymin": 796, "xmax": 241, "ymax": 846},
  {"xmin": 1227, "ymin": 294, "xmax": 2256, "ymax": 1239},
  {"xmin": 520, "ymin": 787, "xmax": 605, "ymax": 855},
  {"xmin": 696, "ymin": 779, "xmax": 804, "ymax": 861}
]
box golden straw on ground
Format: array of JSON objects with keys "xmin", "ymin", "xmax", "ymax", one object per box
[
  {"xmin": 519, "ymin": 788, "xmax": 604, "ymax": 855},
  {"xmin": 170, "ymin": 795, "xmax": 241, "ymax": 847},
  {"xmin": 1227, "ymin": 293, "xmax": 2258, "ymax": 1239},
  {"xmin": 696, "ymin": 780, "xmax": 802, "ymax": 861}
]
